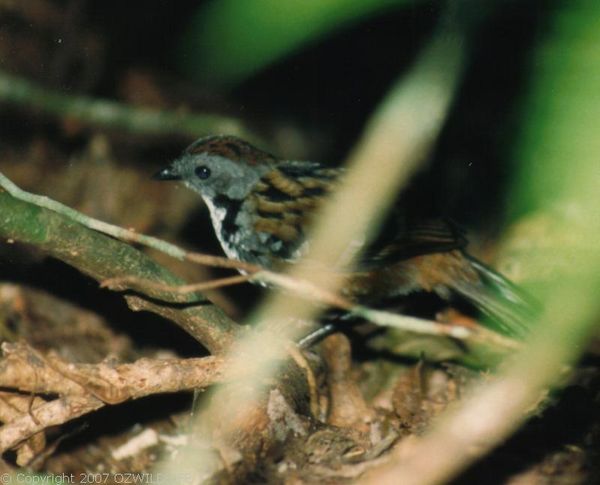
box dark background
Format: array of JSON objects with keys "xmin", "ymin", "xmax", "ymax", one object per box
[{"xmin": 3, "ymin": 0, "xmax": 546, "ymax": 231}]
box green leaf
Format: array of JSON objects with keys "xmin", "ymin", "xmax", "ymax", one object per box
[
  {"xmin": 508, "ymin": 1, "xmax": 600, "ymax": 344},
  {"xmin": 178, "ymin": 0, "xmax": 420, "ymax": 86},
  {"xmin": 511, "ymin": 4, "xmax": 600, "ymax": 219}
]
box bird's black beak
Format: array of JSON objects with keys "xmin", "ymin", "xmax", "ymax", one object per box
[{"xmin": 152, "ymin": 165, "xmax": 182, "ymax": 181}]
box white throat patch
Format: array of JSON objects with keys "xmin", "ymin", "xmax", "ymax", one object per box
[{"xmin": 202, "ymin": 197, "xmax": 240, "ymax": 260}]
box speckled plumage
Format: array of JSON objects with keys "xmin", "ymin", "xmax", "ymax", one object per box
[
  {"xmin": 155, "ymin": 135, "xmax": 340, "ymax": 267},
  {"xmin": 154, "ymin": 135, "xmax": 536, "ymax": 337}
]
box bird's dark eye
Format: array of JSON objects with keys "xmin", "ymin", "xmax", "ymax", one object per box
[{"xmin": 195, "ymin": 165, "xmax": 211, "ymax": 180}]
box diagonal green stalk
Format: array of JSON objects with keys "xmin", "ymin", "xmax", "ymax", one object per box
[{"xmin": 0, "ymin": 187, "xmax": 239, "ymax": 354}]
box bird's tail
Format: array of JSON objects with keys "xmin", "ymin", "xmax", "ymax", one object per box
[{"xmin": 450, "ymin": 255, "xmax": 539, "ymax": 338}]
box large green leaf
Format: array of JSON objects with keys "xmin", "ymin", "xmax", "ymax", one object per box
[
  {"xmin": 512, "ymin": 4, "xmax": 600, "ymax": 218},
  {"xmin": 507, "ymin": 2, "xmax": 600, "ymax": 340},
  {"xmin": 178, "ymin": 0, "xmax": 419, "ymax": 86}
]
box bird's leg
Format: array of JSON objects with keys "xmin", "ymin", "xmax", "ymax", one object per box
[{"xmin": 297, "ymin": 323, "xmax": 340, "ymax": 349}]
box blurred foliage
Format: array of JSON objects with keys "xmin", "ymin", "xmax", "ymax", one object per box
[
  {"xmin": 512, "ymin": 2, "xmax": 600, "ymax": 219},
  {"xmin": 178, "ymin": 0, "xmax": 421, "ymax": 86},
  {"xmin": 0, "ymin": 70, "xmax": 252, "ymax": 139},
  {"xmin": 0, "ymin": 0, "xmax": 599, "ymax": 479},
  {"xmin": 507, "ymin": 1, "xmax": 600, "ymax": 335}
]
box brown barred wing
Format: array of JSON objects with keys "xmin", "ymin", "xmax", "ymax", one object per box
[
  {"xmin": 248, "ymin": 161, "xmax": 341, "ymax": 260},
  {"xmin": 360, "ymin": 217, "xmax": 468, "ymax": 270}
]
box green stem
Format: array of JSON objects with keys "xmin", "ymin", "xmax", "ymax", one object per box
[
  {"xmin": 0, "ymin": 172, "xmax": 188, "ymax": 260},
  {"xmin": 0, "ymin": 188, "xmax": 239, "ymax": 354},
  {"xmin": 0, "ymin": 69, "xmax": 251, "ymax": 139}
]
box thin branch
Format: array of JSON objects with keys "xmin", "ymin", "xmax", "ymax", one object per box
[
  {"xmin": 0, "ymin": 171, "xmax": 259, "ymax": 273},
  {"xmin": 101, "ymin": 270, "xmax": 519, "ymax": 353},
  {"xmin": 359, "ymin": 280, "xmax": 600, "ymax": 485},
  {"xmin": 101, "ymin": 274, "xmax": 254, "ymax": 294},
  {"xmin": 0, "ymin": 185, "xmax": 240, "ymax": 353},
  {"xmin": 0, "ymin": 69, "xmax": 253, "ymax": 139},
  {"xmin": 0, "ymin": 171, "xmax": 186, "ymax": 262},
  {"xmin": 1, "ymin": 172, "xmax": 517, "ymax": 351}
]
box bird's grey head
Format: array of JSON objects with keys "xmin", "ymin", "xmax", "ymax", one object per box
[{"xmin": 153, "ymin": 135, "xmax": 275, "ymax": 201}]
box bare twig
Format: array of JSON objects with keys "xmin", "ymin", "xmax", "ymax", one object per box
[
  {"xmin": 101, "ymin": 274, "xmax": 254, "ymax": 294},
  {"xmin": 0, "ymin": 69, "xmax": 253, "ymax": 139},
  {"xmin": 0, "ymin": 171, "xmax": 189, "ymax": 262},
  {"xmin": 0, "ymin": 171, "xmax": 260, "ymax": 273},
  {"xmin": 101, "ymin": 270, "xmax": 518, "ymax": 352},
  {"xmin": 0, "ymin": 172, "xmax": 517, "ymax": 351},
  {"xmin": 0, "ymin": 342, "xmax": 229, "ymax": 451},
  {"xmin": 0, "ymin": 392, "xmax": 47, "ymax": 466},
  {"xmin": 0, "ymin": 395, "xmax": 104, "ymax": 452}
]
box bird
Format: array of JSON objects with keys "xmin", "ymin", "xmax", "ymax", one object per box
[{"xmin": 153, "ymin": 135, "xmax": 536, "ymax": 338}]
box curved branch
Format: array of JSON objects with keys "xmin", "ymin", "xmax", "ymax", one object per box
[{"xmin": 0, "ymin": 188, "xmax": 239, "ymax": 354}]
